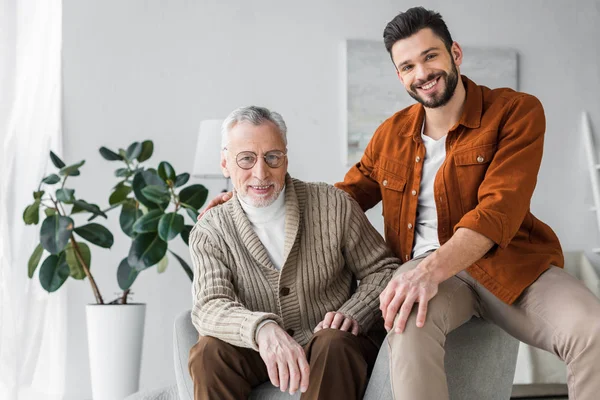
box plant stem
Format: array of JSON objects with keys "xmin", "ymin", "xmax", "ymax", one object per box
[
  {"xmin": 120, "ymin": 289, "xmax": 130, "ymax": 304},
  {"xmin": 61, "ymin": 175, "xmax": 68, "ymax": 189},
  {"xmin": 70, "ymin": 235, "xmax": 104, "ymax": 304}
]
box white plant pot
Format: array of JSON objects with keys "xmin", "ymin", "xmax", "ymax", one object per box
[{"xmin": 86, "ymin": 304, "xmax": 146, "ymax": 400}]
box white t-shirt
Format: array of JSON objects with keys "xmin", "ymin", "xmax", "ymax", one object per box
[
  {"xmin": 412, "ymin": 123, "xmax": 446, "ymax": 258},
  {"xmin": 238, "ymin": 188, "xmax": 286, "ymax": 270}
]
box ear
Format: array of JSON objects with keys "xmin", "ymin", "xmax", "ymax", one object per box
[
  {"xmin": 450, "ymin": 41, "xmax": 463, "ymax": 68},
  {"xmin": 220, "ymin": 151, "xmax": 230, "ymax": 178}
]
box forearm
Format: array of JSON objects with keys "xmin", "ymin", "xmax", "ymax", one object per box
[
  {"xmin": 192, "ymin": 299, "xmax": 281, "ymax": 350},
  {"xmin": 416, "ymin": 227, "xmax": 494, "ymax": 284}
]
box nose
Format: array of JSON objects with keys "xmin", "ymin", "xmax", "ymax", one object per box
[
  {"xmin": 252, "ymin": 157, "xmax": 269, "ymax": 181},
  {"xmin": 414, "ymin": 63, "xmax": 432, "ymax": 83}
]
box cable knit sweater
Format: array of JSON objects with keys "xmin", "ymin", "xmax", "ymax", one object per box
[{"xmin": 189, "ymin": 174, "xmax": 400, "ymax": 350}]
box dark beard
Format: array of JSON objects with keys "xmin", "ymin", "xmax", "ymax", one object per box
[{"xmin": 407, "ymin": 61, "xmax": 459, "ymax": 108}]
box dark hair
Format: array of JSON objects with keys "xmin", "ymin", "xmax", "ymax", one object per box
[{"xmin": 383, "ymin": 7, "xmax": 453, "ymax": 56}]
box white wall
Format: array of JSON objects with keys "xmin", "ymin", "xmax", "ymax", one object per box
[{"xmin": 62, "ymin": 0, "xmax": 600, "ymax": 397}]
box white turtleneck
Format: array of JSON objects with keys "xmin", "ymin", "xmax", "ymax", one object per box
[{"xmin": 238, "ymin": 187, "xmax": 286, "ymax": 270}]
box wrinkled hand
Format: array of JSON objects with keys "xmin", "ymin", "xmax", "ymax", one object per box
[
  {"xmin": 313, "ymin": 311, "xmax": 359, "ymax": 336},
  {"xmin": 256, "ymin": 323, "xmax": 310, "ymax": 395},
  {"xmin": 198, "ymin": 191, "xmax": 233, "ymax": 220},
  {"xmin": 379, "ymin": 267, "xmax": 439, "ymax": 333}
]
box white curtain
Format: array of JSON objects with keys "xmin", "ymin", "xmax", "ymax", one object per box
[{"xmin": 0, "ymin": 1, "xmax": 66, "ymax": 399}]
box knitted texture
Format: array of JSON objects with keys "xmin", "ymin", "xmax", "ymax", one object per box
[{"xmin": 189, "ymin": 175, "xmax": 399, "ymax": 350}]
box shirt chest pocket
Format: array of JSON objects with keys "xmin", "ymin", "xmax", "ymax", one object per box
[
  {"xmin": 453, "ymin": 144, "xmax": 496, "ymax": 213},
  {"xmin": 370, "ymin": 165, "xmax": 407, "ymax": 232}
]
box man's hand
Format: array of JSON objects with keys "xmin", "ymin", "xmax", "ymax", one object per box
[
  {"xmin": 256, "ymin": 323, "xmax": 310, "ymax": 395},
  {"xmin": 198, "ymin": 191, "xmax": 232, "ymax": 220},
  {"xmin": 379, "ymin": 266, "xmax": 440, "ymax": 333},
  {"xmin": 313, "ymin": 311, "xmax": 359, "ymax": 335}
]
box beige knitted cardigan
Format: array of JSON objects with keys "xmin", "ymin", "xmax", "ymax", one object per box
[{"xmin": 189, "ymin": 175, "xmax": 399, "ymax": 350}]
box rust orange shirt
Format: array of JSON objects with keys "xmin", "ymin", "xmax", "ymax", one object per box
[{"xmin": 336, "ymin": 76, "xmax": 563, "ymax": 304}]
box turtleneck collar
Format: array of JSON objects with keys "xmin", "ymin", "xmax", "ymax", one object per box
[{"xmin": 238, "ymin": 186, "xmax": 286, "ymax": 224}]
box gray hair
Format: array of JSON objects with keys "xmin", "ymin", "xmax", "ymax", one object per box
[{"xmin": 221, "ymin": 106, "xmax": 288, "ymax": 150}]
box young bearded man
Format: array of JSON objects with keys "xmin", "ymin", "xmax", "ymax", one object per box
[{"xmin": 335, "ymin": 7, "xmax": 600, "ymax": 400}]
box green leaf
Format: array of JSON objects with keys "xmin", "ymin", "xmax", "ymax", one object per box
[
  {"xmin": 158, "ymin": 161, "xmax": 176, "ymax": 182},
  {"xmin": 180, "ymin": 225, "xmax": 193, "ymax": 246},
  {"xmin": 126, "ymin": 142, "xmax": 142, "ymax": 161},
  {"xmin": 158, "ymin": 212, "xmax": 184, "ymax": 241},
  {"xmin": 132, "ymin": 170, "xmax": 169, "ymax": 209},
  {"xmin": 23, "ymin": 201, "xmax": 41, "ymax": 225},
  {"xmin": 99, "ymin": 146, "xmax": 124, "ymax": 161},
  {"xmin": 137, "ymin": 140, "xmax": 154, "ymax": 162},
  {"xmin": 174, "ymin": 173, "xmax": 190, "ymax": 188},
  {"xmin": 44, "ymin": 208, "xmax": 57, "ymax": 217},
  {"xmin": 28, "ymin": 244, "xmax": 44, "ymax": 278},
  {"xmin": 33, "ymin": 190, "xmax": 45, "ymax": 200},
  {"xmin": 109, "ymin": 183, "xmax": 132, "ymax": 205},
  {"xmin": 127, "ymin": 232, "xmax": 168, "ymax": 271},
  {"xmin": 169, "ymin": 250, "xmax": 193, "ymax": 280},
  {"xmin": 40, "ymin": 215, "xmax": 74, "ymax": 254},
  {"xmin": 50, "ymin": 151, "xmax": 66, "ymax": 168},
  {"xmin": 59, "ymin": 160, "xmax": 85, "ymax": 177},
  {"xmin": 117, "ymin": 257, "xmax": 139, "ymax": 291},
  {"xmin": 74, "ymin": 223, "xmax": 114, "ymax": 248},
  {"xmin": 72, "ymin": 200, "xmax": 107, "ymax": 219},
  {"xmin": 179, "ymin": 184, "xmax": 209, "ymax": 210},
  {"xmin": 56, "ymin": 188, "xmax": 75, "ymax": 204},
  {"xmin": 39, "ymin": 253, "xmax": 70, "ymax": 292},
  {"xmin": 65, "ymin": 241, "xmax": 91, "ymax": 280},
  {"xmin": 184, "ymin": 206, "xmax": 199, "ymax": 223},
  {"xmin": 157, "ymin": 255, "xmax": 168, "ymax": 273},
  {"xmin": 132, "ymin": 209, "xmax": 163, "ymax": 233},
  {"xmin": 120, "ymin": 200, "xmax": 143, "ymax": 238},
  {"xmin": 141, "ymin": 185, "xmax": 171, "ymax": 205},
  {"xmin": 42, "ymin": 174, "xmax": 61, "ymax": 184},
  {"xmin": 115, "ymin": 168, "xmax": 131, "ymax": 178}
]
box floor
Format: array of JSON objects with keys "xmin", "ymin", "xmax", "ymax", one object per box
[{"xmin": 511, "ymin": 384, "xmax": 568, "ymax": 399}]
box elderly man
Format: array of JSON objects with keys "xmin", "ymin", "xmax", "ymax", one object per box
[{"xmin": 187, "ymin": 105, "xmax": 399, "ymax": 400}]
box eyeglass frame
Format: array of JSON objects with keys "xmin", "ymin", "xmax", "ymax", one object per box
[{"xmin": 223, "ymin": 147, "xmax": 288, "ymax": 170}]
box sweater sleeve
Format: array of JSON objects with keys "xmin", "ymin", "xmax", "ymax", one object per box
[
  {"xmin": 336, "ymin": 192, "xmax": 399, "ymax": 332},
  {"xmin": 188, "ymin": 222, "xmax": 283, "ymax": 350}
]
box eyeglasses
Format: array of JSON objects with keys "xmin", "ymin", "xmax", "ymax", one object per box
[{"xmin": 224, "ymin": 148, "xmax": 287, "ymax": 170}]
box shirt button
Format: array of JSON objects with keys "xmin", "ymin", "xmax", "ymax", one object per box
[
  {"xmin": 286, "ymin": 329, "xmax": 295, "ymax": 336},
  {"xmin": 408, "ymin": 223, "xmax": 413, "ymax": 229},
  {"xmin": 477, "ymin": 155, "xmax": 484, "ymax": 163},
  {"xmin": 411, "ymin": 190, "xmax": 417, "ymax": 196},
  {"xmin": 382, "ymin": 179, "xmax": 388, "ymax": 187},
  {"xmin": 280, "ymin": 287, "xmax": 290, "ymax": 296},
  {"xmin": 415, "ymin": 156, "xmax": 421, "ymax": 163}
]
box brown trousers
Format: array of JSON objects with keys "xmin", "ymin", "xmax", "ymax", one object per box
[
  {"xmin": 189, "ymin": 328, "xmax": 380, "ymax": 400},
  {"xmin": 389, "ymin": 254, "xmax": 600, "ymax": 400}
]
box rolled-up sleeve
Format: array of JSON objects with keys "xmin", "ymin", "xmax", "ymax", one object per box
[{"xmin": 454, "ymin": 94, "xmax": 545, "ymax": 249}]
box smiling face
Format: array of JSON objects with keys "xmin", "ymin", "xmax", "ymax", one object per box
[
  {"xmin": 391, "ymin": 28, "xmax": 462, "ymax": 109},
  {"xmin": 221, "ymin": 120, "xmax": 288, "ymax": 208}
]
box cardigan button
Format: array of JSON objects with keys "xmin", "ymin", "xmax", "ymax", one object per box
[
  {"xmin": 411, "ymin": 190, "xmax": 417, "ymax": 196},
  {"xmin": 416, "ymin": 156, "xmax": 421, "ymax": 162},
  {"xmin": 286, "ymin": 329, "xmax": 295, "ymax": 336},
  {"xmin": 382, "ymin": 179, "xmax": 388, "ymax": 187},
  {"xmin": 280, "ymin": 287, "xmax": 290, "ymax": 296},
  {"xmin": 477, "ymin": 155, "xmax": 484, "ymax": 163}
]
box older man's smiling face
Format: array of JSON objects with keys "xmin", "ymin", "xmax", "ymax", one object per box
[{"xmin": 221, "ymin": 121, "xmax": 288, "ymax": 207}]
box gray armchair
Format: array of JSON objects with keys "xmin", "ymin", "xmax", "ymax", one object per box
[{"xmin": 173, "ymin": 310, "xmax": 518, "ymax": 400}]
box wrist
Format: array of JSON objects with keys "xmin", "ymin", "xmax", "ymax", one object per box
[{"xmin": 416, "ymin": 252, "xmax": 447, "ymax": 284}]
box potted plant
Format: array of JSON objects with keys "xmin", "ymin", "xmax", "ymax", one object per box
[{"xmin": 23, "ymin": 145, "xmax": 207, "ymax": 400}]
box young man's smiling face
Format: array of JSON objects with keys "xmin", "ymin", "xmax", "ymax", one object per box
[{"xmin": 391, "ymin": 27, "xmax": 462, "ymax": 109}]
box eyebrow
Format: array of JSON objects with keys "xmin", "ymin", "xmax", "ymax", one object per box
[{"xmin": 397, "ymin": 47, "xmax": 440, "ymax": 69}]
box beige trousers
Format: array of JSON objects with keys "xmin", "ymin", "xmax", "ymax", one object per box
[{"xmin": 388, "ymin": 254, "xmax": 600, "ymax": 400}]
